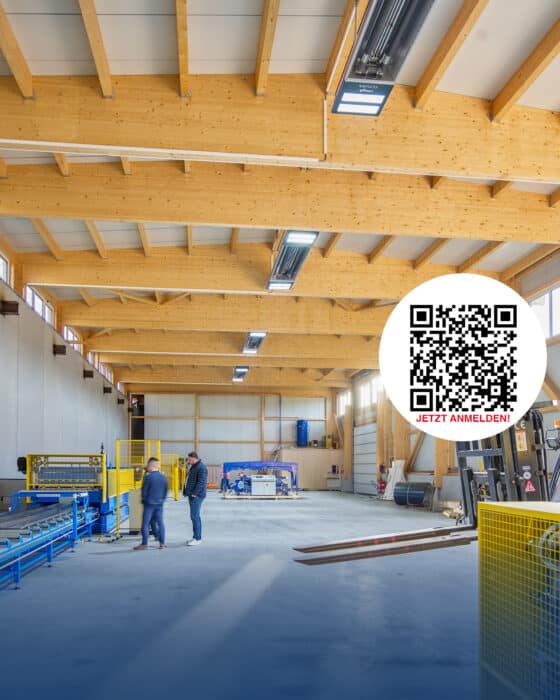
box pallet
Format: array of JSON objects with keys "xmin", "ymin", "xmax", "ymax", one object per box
[{"xmin": 223, "ymin": 493, "xmax": 300, "ymax": 500}]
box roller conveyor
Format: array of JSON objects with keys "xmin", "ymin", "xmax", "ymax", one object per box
[{"xmin": 0, "ymin": 503, "xmax": 74, "ymax": 533}]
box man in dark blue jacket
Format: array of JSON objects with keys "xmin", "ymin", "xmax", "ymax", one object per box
[
  {"xmin": 183, "ymin": 451, "xmax": 208, "ymax": 546},
  {"xmin": 134, "ymin": 457, "xmax": 168, "ymax": 550}
]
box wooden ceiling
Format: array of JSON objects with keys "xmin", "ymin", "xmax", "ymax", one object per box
[{"xmin": 0, "ymin": 0, "xmax": 559, "ymax": 395}]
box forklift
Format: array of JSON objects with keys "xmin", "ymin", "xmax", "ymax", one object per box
[{"xmin": 294, "ymin": 406, "xmax": 560, "ymax": 565}]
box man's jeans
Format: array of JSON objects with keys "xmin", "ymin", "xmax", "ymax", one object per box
[
  {"xmin": 188, "ymin": 495, "xmax": 205, "ymax": 540},
  {"xmin": 141, "ymin": 504, "xmax": 165, "ymax": 545}
]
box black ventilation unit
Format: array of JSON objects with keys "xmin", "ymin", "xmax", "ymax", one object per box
[
  {"xmin": 0, "ymin": 300, "xmax": 19, "ymax": 315},
  {"xmin": 83, "ymin": 369, "xmax": 94, "ymax": 379},
  {"xmin": 53, "ymin": 344, "xmax": 67, "ymax": 356},
  {"xmin": 103, "ymin": 386, "xmax": 112, "ymax": 394}
]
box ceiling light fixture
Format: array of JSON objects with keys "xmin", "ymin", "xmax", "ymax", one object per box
[
  {"xmin": 267, "ymin": 230, "xmax": 318, "ymax": 291},
  {"xmin": 232, "ymin": 365, "xmax": 250, "ymax": 383},
  {"xmin": 333, "ymin": 0, "xmax": 435, "ymax": 117},
  {"xmin": 243, "ymin": 331, "xmax": 268, "ymax": 354}
]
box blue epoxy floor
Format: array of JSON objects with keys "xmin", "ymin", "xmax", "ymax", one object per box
[{"xmin": 0, "ymin": 492, "xmax": 479, "ymax": 700}]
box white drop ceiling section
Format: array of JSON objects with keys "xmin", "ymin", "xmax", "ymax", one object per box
[
  {"xmin": 192, "ymin": 226, "xmax": 232, "ymax": 245},
  {"xmin": 517, "ymin": 53, "xmax": 560, "ymax": 112},
  {"xmin": 396, "ymin": 0, "xmax": 463, "ymax": 86},
  {"xmin": 145, "ymin": 224, "xmax": 187, "ymax": 248},
  {"xmin": 476, "ymin": 242, "xmax": 541, "ymax": 272},
  {"xmin": 384, "ymin": 236, "xmax": 434, "ymax": 260},
  {"xmin": 43, "ymin": 218, "xmax": 95, "ymax": 251},
  {"xmin": 237, "ymin": 228, "xmax": 275, "ymax": 244},
  {"xmin": 511, "ymin": 182, "xmax": 559, "ymax": 195},
  {"xmin": 338, "ymin": 233, "xmax": 383, "ymax": 255},
  {"xmin": 0, "ymin": 217, "xmax": 48, "ymax": 252},
  {"xmin": 437, "ymin": 0, "xmax": 560, "ymax": 101},
  {"xmin": 430, "ymin": 239, "xmax": 488, "ymax": 266},
  {"xmin": 94, "ymin": 221, "xmax": 140, "ymax": 249}
]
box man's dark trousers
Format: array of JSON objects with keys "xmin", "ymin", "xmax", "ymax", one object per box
[
  {"xmin": 142, "ymin": 504, "xmax": 165, "ymax": 545},
  {"xmin": 189, "ymin": 496, "xmax": 205, "ymax": 540}
]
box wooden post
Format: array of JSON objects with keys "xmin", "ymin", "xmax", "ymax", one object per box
[
  {"xmin": 393, "ymin": 408, "xmax": 410, "ymax": 462},
  {"xmin": 260, "ymin": 394, "xmax": 265, "ymax": 460},
  {"xmin": 343, "ymin": 404, "xmax": 353, "ymax": 485},
  {"xmin": 194, "ymin": 393, "xmax": 200, "ymax": 454},
  {"xmin": 434, "ymin": 438, "xmax": 454, "ymax": 488}
]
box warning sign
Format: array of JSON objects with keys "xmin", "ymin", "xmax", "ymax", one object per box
[
  {"xmin": 525, "ymin": 479, "xmax": 537, "ymax": 494},
  {"xmin": 515, "ymin": 429, "xmax": 528, "ymax": 453}
]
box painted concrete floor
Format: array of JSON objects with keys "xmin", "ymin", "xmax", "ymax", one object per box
[{"xmin": 0, "ymin": 492, "xmax": 480, "ymax": 700}]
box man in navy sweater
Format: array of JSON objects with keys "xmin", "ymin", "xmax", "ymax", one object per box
[
  {"xmin": 134, "ymin": 457, "xmax": 168, "ymax": 550},
  {"xmin": 183, "ymin": 451, "xmax": 208, "ymax": 546}
]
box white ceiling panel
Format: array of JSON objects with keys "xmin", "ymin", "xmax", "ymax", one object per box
[
  {"xmin": 476, "ymin": 242, "xmax": 541, "ymax": 272},
  {"xmin": 47, "ymin": 286, "xmax": 81, "ymax": 300},
  {"xmin": 430, "ymin": 239, "xmax": 487, "ymax": 266},
  {"xmin": 4, "ymin": 11, "xmax": 95, "ymax": 76},
  {"xmin": 397, "ymin": 0, "xmax": 463, "ymax": 85},
  {"xmin": 193, "ymin": 226, "xmax": 231, "ymax": 245},
  {"xmin": 315, "ymin": 232, "xmax": 333, "ymax": 249},
  {"xmin": 338, "ymin": 233, "xmax": 383, "ymax": 255},
  {"xmin": 384, "ymin": 235, "xmax": 434, "ymax": 260},
  {"xmin": 188, "ymin": 1, "xmax": 263, "ymax": 15},
  {"xmin": 0, "ymin": 149, "xmax": 51, "ymax": 164},
  {"xmin": 438, "ymin": 0, "xmax": 560, "ymax": 100},
  {"xmin": 100, "ymin": 14, "xmax": 178, "ymax": 75},
  {"xmin": 92, "ymin": 1, "xmax": 175, "ymax": 13},
  {"xmin": 511, "ymin": 182, "xmax": 559, "ymax": 195},
  {"xmin": 95, "ymin": 221, "xmax": 140, "ymax": 249},
  {"xmin": 0, "ymin": 217, "xmax": 48, "ymax": 252},
  {"xmin": 2, "ymin": 2, "xmax": 79, "ymax": 12},
  {"xmin": 42, "ymin": 218, "xmax": 96, "ymax": 251},
  {"xmin": 188, "ymin": 15, "xmax": 260, "ymax": 74},
  {"xmin": 145, "ymin": 224, "xmax": 184, "ymax": 247},
  {"xmin": 238, "ymin": 228, "xmax": 275, "ymax": 243},
  {"xmin": 517, "ymin": 53, "xmax": 560, "ymax": 111},
  {"xmin": 270, "ymin": 15, "xmax": 341, "ymax": 74}
]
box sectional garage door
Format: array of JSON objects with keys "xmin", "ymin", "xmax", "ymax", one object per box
[{"xmin": 353, "ymin": 423, "xmax": 377, "ymax": 495}]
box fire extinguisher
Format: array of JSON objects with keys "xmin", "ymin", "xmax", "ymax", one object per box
[{"xmin": 377, "ymin": 464, "xmax": 387, "ymax": 495}]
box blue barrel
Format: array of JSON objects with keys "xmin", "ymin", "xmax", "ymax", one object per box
[
  {"xmin": 394, "ymin": 482, "xmax": 433, "ymax": 508},
  {"xmin": 296, "ymin": 420, "xmax": 309, "ymax": 447}
]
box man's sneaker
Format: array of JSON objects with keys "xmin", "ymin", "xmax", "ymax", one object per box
[
  {"xmin": 133, "ymin": 544, "xmax": 148, "ymax": 551},
  {"xmin": 187, "ymin": 539, "xmax": 201, "ymax": 546}
]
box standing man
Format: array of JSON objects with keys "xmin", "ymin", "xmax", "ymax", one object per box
[
  {"xmin": 134, "ymin": 457, "xmax": 168, "ymax": 550},
  {"xmin": 183, "ymin": 451, "xmax": 208, "ymax": 546}
]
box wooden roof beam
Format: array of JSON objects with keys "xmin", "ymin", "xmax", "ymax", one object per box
[
  {"xmin": 0, "ymin": 4, "xmax": 33, "ymax": 98},
  {"xmin": 491, "ymin": 180, "xmax": 513, "ymax": 199},
  {"xmin": 31, "ymin": 219, "xmax": 64, "ymax": 261},
  {"xmin": 457, "ymin": 241, "xmax": 503, "ymax": 273},
  {"xmin": 137, "ymin": 223, "xmax": 152, "ymax": 257},
  {"xmin": 186, "ymin": 224, "xmax": 193, "ymax": 254},
  {"xmin": 85, "ymin": 221, "xmax": 108, "ymax": 259},
  {"xmin": 78, "ymin": 0, "xmax": 113, "ymax": 98},
  {"xmin": 367, "ymin": 236, "xmax": 394, "ymax": 265},
  {"xmin": 255, "ymin": 0, "xmax": 280, "ymax": 96},
  {"xmin": 413, "ymin": 239, "xmax": 448, "ymax": 270},
  {"xmin": 175, "ymin": 0, "xmax": 189, "ymax": 97},
  {"xmin": 415, "ymin": 0, "xmax": 489, "ymax": 109},
  {"xmin": 120, "ymin": 157, "xmax": 132, "ymax": 175},
  {"xmin": 78, "ymin": 288, "xmax": 96, "ymax": 306},
  {"xmin": 54, "ymin": 153, "xmax": 72, "ymax": 177},
  {"xmin": 325, "ymin": 0, "xmax": 368, "ymax": 96},
  {"xmin": 0, "ymin": 158, "xmax": 7, "ymax": 179},
  {"xmin": 492, "ymin": 18, "xmax": 560, "ymax": 122},
  {"xmin": 550, "ymin": 187, "xmax": 560, "ymax": 208},
  {"xmin": 230, "ymin": 227, "xmax": 239, "ymax": 254},
  {"xmin": 501, "ymin": 245, "xmax": 560, "ymax": 282},
  {"xmin": 323, "ymin": 232, "xmax": 342, "ymax": 258}
]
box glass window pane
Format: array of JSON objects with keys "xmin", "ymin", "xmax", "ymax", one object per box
[
  {"xmin": 34, "ymin": 296, "xmax": 43, "ymax": 315},
  {"xmin": 45, "ymin": 305, "xmax": 53, "ymax": 325},
  {"xmin": 0, "ymin": 255, "xmax": 8, "ymax": 282},
  {"xmin": 552, "ymin": 287, "xmax": 560, "ymax": 337},
  {"xmin": 530, "ymin": 293, "xmax": 550, "ymax": 338},
  {"xmin": 25, "ymin": 286, "xmax": 33, "ymax": 305}
]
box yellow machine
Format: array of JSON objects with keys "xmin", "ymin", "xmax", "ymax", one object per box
[
  {"xmin": 479, "ymin": 502, "xmax": 560, "ymax": 700},
  {"xmin": 160, "ymin": 454, "xmax": 180, "ymax": 501}
]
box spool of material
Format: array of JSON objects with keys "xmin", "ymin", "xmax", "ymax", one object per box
[
  {"xmin": 394, "ymin": 482, "xmax": 433, "ymax": 508},
  {"xmin": 297, "ymin": 420, "xmax": 309, "ymax": 447}
]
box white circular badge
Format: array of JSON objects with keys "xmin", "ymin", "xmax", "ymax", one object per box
[{"xmin": 379, "ymin": 274, "xmax": 547, "ymax": 441}]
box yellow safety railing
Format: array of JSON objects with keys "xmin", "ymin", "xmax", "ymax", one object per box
[
  {"xmin": 479, "ymin": 502, "xmax": 560, "ymax": 699},
  {"xmin": 161, "ymin": 454, "xmax": 180, "ymax": 501},
  {"xmin": 26, "ymin": 453, "xmax": 107, "ymax": 503}
]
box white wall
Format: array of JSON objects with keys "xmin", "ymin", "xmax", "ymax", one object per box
[
  {"xmin": 143, "ymin": 392, "xmax": 328, "ymax": 482},
  {"xmin": 0, "ymin": 282, "xmax": 129, "ymax": 478}
]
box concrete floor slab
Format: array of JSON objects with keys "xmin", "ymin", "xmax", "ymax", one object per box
[{"xmin": 0, "ymin": 492, "xmax": 479, "ymax": 700}]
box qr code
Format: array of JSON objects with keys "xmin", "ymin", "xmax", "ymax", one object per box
[{"xmin": 409, "ymin": 304, "xmax": 518, "ymax": 412}]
